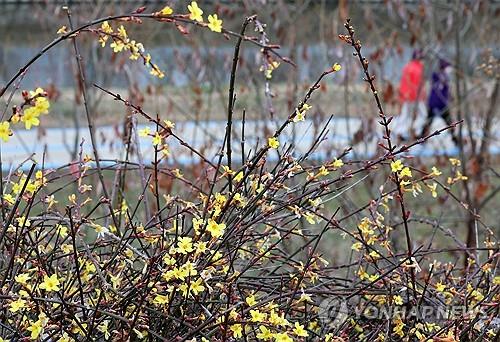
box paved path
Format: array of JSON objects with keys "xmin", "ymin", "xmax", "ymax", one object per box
[{"xmin": 1, "ymin": 117, "xmax": 498, "ymax": 170}]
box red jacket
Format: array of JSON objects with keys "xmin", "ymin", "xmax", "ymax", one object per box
[{"xmin": 399, "ymin": 60, "xmax": 425, "ymax": 102}]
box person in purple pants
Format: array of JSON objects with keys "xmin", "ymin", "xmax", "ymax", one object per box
[{"xmin": 419, "ymin": 59, "xmax": 458, "ymax": 144}]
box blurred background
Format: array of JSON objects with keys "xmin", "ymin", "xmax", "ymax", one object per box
[{"xmin": 1, "ymin": 1, "xmax": 497, "ymax": 126}]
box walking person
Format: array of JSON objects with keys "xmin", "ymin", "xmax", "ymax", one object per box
[
  {"xmin": 394, "ymin": 49, "xmax": 427, "ymax": 141},
  {"xmin": 419, "ymin": 59, "xmax": 458, "ymax": 144}
]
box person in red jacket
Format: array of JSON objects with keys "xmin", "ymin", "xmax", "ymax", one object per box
[{"xmin": 393, "ymin": 50, "xmax": 427, "ymax": 141}]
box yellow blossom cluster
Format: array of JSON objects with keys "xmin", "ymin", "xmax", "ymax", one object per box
[
  {"xmin": 98, "ymin": 21, "xmax": 165, "ymax": 78},
  {"xmin": 293, "ymin": 103, "xmax": 312, "ymax": 123},
  {"xmin": 307, "ymin": 158, "xmax": 344, "ymax": 180},
  {"xmin": 0, "ymin": 88, "xmax": 50, "ymax": 143},
  {"xmin": 260, "ymin": 60, "xmax": 280, "ymax": 79},
  {"xmin": 187, "ymin": 1, "xmax": 223, "ymax": 33}
]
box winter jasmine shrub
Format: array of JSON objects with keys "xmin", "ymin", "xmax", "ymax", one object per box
[{"xmin": 0, "ymin": 2, "xmax": 498, "ymax": 341}]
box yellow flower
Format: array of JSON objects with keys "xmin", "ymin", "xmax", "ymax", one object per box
[
  {"xmin": 262, "ymin": 61, "xmax": 280, "ymax": 79},
  {"xmin": 257, "ymin": 325, "xmax": 274, "ymax": 341},
  {"xmin": 256, "ymin": 325, "xmax": 273, "ymax": 340},
  {"xmin": 117, "ymin": 25, "xmax": 127, "ymax": 39},
  {"xmin": 269, "ymin": 310, "xmax": 289, "ymax": 327},
  {"xmin": 390, "ymin": 160, "xmax": 404, "ymax": 173},
  {"xmin": 152, "ymin": 132, "xmax": 162, "ymax": 146},
  {"xmin": 268, "ymin": 137, "xmax": 279, "ymax": 149},
  {"xmin": 179, "ymin": 283, "xmax": 190, "ymax": 296},
  {"xmin": 138, "ymin": 127, "xmax": 150, "ymax": 137},
  {"xmin": 351, "ymin": 242, "xmax": 363, "ymax": 251},
  {"xmin": 101, "ymin": 21, "xmax": 113, "ymax": 34},
  {"xmin": 164, "ymin": 120, "xmax": 175, "ymax": 129},
  {"xmin": 150, "ymin": 64, "xmax": 165, "ymax": 78},
  {"xmin": 190, "ymin": 278, "xmax": 205, "ymax": 295},
  {"xmin": 9, "ymin": 298, "xmax": 26, "ymax": 313},
  {"xmin": 207, "ymin": 14, "xmax": 223, "ymax": 32},
  {"xmin": 215, "ymin": 192, "xmax": 226, "ymax": 205},
  {"xmin": 234, "ymin": 171, "xmax": 244, "ymax": 182},
  {"xmin": 332, "ymin": 63, "xmax": 342, "ymax": 72},
  {"xmin": 293, "ymin": 103, "xmax": 312, "ymax": 123},
  {"xmin": 93, "ymin": 224, "xmax": 109, "ymax": 238},
  {"xmin": 192, "ymin": 217, "xmax": 203, "ymax": 234},
  {"xmin": 129, "ymin": 40, "xmax": 143, "ymax": 60},
  {"xmin": 188, "ymin": 1, "xmax": 204, "ymax": 22},
  {"xmin": 159, "ymin": 6, "xmax": 173, "ymax": 15},
  {"xmin": 456, "ymin": 171, "xmax": 467, "ymax": 181},
  {"xmin": 0, "ymin": 121, "xmax": 12, "ymax": 142},
  {"xmin": 435, "ymin": 282, "xmax": 446, "ymax": 292},
  {"xmin": 427, "ymin": 182, "xmax": 438, "ymax": 198},
  {"xmin": 180, "ymin": 261, "xmax": 198, "ymax": 277},
  {"xmin": 3, "ymin": 194, "xmax": 15, "ymax": 205},
  {"xmin": 246, "ymin": 294, "xmax": 257, "ymax": 306},
  {"xmin": 176, "ymin": 236, "xmax": 194, "ymax": 254},
  {"xmin": 398, "ymin": 167, "xmax": 412, "ymax": 178},
  {"xmin": 34, "ymin": 97, "xmax": 50, "ymax": 114},
  {"xmin": 293, "ymin": 110, "xmax": 305, "ymax": 122},
  {"xmin": 173, "ymin": 168, "xmax": 183, "ymax": 178},
  {"xmin": 21, "ymin": 107, "xmax": 41, "ymax": 130},
  {"xmin": 393, "ymin": 295, "xmax": 403, "ymax": 305},
  {"xmin": 304, "ymin": 212, "xmax": 317, "ymax": 225},
  {"xmin": 230, "ymin": 324, "xmax": 243, "ymax": 338},
  {"xmin": 98, "ymin": 38, "xmax": 107, "ymax": 48},
  {"xmin": 39, "ymin": 273, "xmax": 61, "ymax": 292},
  {"xmin": 331, "ymin": 158, "xmax": 344, "ymax": 169},
  {"xmin": 293, "ymin": 322, "xmax": 309, "ymax": 337},
  {"xmin": 308, "ymin": 197, "xmax": 322, "ymax": 207},
  {"xmin": 274, "ymin": 332, "xmax": 293, "ymax": 342},
  {"xmin": 29, "ymin": 87, "xmax": 45, "ymax": 97},
  {"xmin": 207, "ymin": 219, "xmax": 225, "ymax": 238},
  {"xmin": 308, "ymin": 321, "xmax": 318, "ymax": 332},
  {"xmin": 325, "ymin": 333, "xmax": 334, "ymax": 342},
  {"xmin": 15, "ymin": 273, "xmax": 31, "ymax": 285},
  {"xmin": 56, "ymin": 25, "xmax": 68, "ymax": 34},
  {"xmin": 431, "ymin": 166, "xmax": 442, "ymax": 176},
  {"xmin": 153, "ymin": 293, "xmax": 169, "ymax": 306},
  {"xmin": 97, "ymin": 321, "xmax": 110, "ymax": 340},
  {"xmin": 16, "ymin": 216, "xmax": 30, "ymax": 227},
  {"xmin": 11, "ymin": 113, "xmax": 20, "ymax": 124},
  {"xmin": 250, "ymin": 309, "xmax": 267, "ymax": 322},
  {"xmin": 110, "ymin": 40, "xmax": 125, "ymax": 53},
  {"xmin": 61, "ymin": 244, "xmax": 73, "ymax": 254},
  {"xmin": 392, "ymin": 318, "xmax": 405, "ymax": 337},
  {"xmin": 222, "ymin": 165, "xmax": 234, "ymax": 175},
  {"xmin": 317, "ymin": 166, "xmax": 329, "ymax": 177},
  {"xmin": 369, "ymin": 250, "xmax": 381, "ymax": 259},
  {"xmin": 162, "ymin": 145, "xmax": 170, "ymax": 157},
  {"xmin": 27, "ymin": 319, "xmax": 44, "ymax": 340},
  {"xmin": 299, "ymin": 293, "xmax": 313, "ymax": 303}
]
